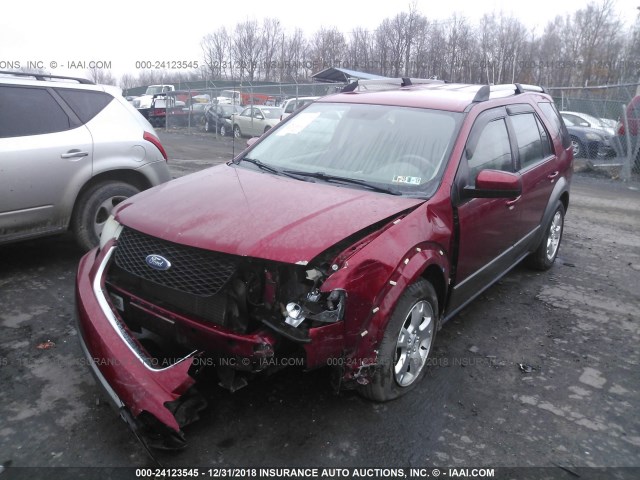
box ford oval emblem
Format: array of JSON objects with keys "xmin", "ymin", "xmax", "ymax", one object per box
[{"xmin": 145, "ymin": 254, "xmax": 172, "ymax": 271}]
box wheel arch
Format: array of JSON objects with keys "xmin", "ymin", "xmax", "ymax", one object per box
[
  {"xmin": 349, "ymin": 245, "xmax": 450, "ymax": 366},
  {"xmin": 420, "ymin": 263, "xmax": 447, "ymax": 319},
  {"xmin": 529, "ymin": 177, "xmax": 570, "ymax": 252},
  {"xmin": 69, "ymin": 169, "xmax": 152, "ymax": 230}
]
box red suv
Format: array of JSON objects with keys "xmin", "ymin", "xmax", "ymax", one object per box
[{"xmin": 75, "ymin": 79, "xmax": 572, "ymax": 449}]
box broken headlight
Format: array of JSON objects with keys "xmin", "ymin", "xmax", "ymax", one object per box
[
  {"xmin": 99, "ymin": 215, "xmax": 123, "ymax": 250},
  {"xmin": 284, "ymin": 289, "xmax": 346, "ymax": 328}
]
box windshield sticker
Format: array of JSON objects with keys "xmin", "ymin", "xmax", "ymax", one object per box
[
  {"xmin": 275, "ymin": 112, "xmax": 321, "ymax": 135},
  {"xmin": 392, "ymin": 175, "xmax": 422, "ymax": 185}
]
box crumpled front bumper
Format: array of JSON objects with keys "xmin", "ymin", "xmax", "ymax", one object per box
[{"xmin": 75, "ymin": 246, "xmax": 197, "ymax": 441}]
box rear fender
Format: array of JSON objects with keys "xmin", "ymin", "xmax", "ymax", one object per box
[{"xmin": 531, "ymin": 176, "xmax": 569, "ymax": 250}]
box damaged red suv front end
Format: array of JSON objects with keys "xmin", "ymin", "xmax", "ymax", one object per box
[
  {"xmin": 76, "ymin": 80, "xmax": 571, "ymax": 449},
  {"xmin": 75, "ymin": 161, "xmax": 444, "ymax": 448}
]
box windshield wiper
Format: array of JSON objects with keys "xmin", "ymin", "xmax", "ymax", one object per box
[
  {"xmin": 236, "ymin": 158, "xmax": 306, "ymax": 180},
  {"xmin": 282, "ymin": 170, "xmax": 402, "ymax": 195}
]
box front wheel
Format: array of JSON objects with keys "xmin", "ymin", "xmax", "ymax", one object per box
[
  {"xmin": 233, "ymin": 125, "xmax": 242, "ymax": 138},
  {"xmin": 526, "ymin": 202, "xmax": 565, "ymax": 271},
  {"xmin": 359, "ymin": 279, "xmax": 438, "ymax": 401},
  {"xmin": 72, "ymin": 181, "xmax": 140, "ymax": 251},
  {"xmin": 220, "ymin": 124, "xmax": 228, "ymax": 136}
]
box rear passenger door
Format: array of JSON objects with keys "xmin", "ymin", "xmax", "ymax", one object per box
[
  {"xmin": 507, "ymin": 105, "xmax": 558, "ymax": 244},
  {"xmin": 0, "ymin": 85, "xmax": 93, "ymax": 241}
]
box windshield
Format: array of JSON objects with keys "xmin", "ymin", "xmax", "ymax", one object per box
[
  {"xmin": 145, "ymin": 86, "xmax": 169, "ymax": 95},
  {"xmin": 260, "ymin": 108, "xmax": 283, "ymax": 119},
  {"xmin": 239, "ymin": 103, "xmax": 462, "ymax": 197},
  {"xmin": 578, "ymin": 113, "xmax": 610, "ymax": 129},
  {"xmin": 221, "ymin": 105, "xmax": 240, "ymax": 115}
]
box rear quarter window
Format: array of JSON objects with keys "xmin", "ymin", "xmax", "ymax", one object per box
[
  {"xmin": 538, "ymin": 102, "xmax": 571, "ymax": 149},
  {"xmin": 56, "ymin": 89, "xmax": 113, "ymax": 124}
]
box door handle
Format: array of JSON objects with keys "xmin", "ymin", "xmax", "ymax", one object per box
[
  {"xmin": 61, "ymin": 150, "xmax": 89, "ymax": 159},
  {"xmin": 506, "ymin": 195, "xmax": 521, "ymax": 210},
  {"xmin": 547, "ymin": 171, "xmax": 559, "ymax": 180}
]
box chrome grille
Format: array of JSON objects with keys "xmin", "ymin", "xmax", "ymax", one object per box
[{"xmin": 114, "ymin": 228, "xmax": 236, "ymax": 297}]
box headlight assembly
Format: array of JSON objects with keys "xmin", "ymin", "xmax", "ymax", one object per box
[{"xmin": 99, "ymin": 215, "xmax": 123, "ymax": 250}]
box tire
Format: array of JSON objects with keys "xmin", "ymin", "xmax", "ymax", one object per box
[
  {"xmin": 526, "ymin": 202, "xmax": 565, "ymax": 271},
  {"xmin": 359, "ymin": 279, "xmax": 438, "ymax": 402},
  {"xmin": 264, "ymin": 126, "xmax": 271, "ymax": 134},
  {"xmin": 570, "ymin": 136, "xmax": 584, "ymax": 158},
  {"xmin": 72, "ymin": 181, "xmax": 140, "ymax": 252},
  {"xmin": 233, "ymin": 125, "xmax": 242, "ymax": 139},
  {"xmin": 220, "ymin": 124, "xmax": 228, "ymax": 137},
  {"xmin": 204, "ymin": 118, "xmax": 212, "ymax": 133}
]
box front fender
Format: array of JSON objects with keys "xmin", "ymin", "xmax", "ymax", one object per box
[{"xmin": 348, "ymin": 246, "xmax": 449, "ymax": 371}]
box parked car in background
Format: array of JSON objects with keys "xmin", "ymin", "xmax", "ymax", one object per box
[
  {"xmin": 280, "ymin": 96, "xmax": 320, "ymax": 121},
  {"xmin": 168, "ymin": 102, "xmax": 211, "ymax": 128},
  {"xmin": 0, "ymin": 71, "xmax": 171, "ymax": 251},
  {"xmin": 76, "ymin": 79, "xmax": 572, "ymax": 449},
  {"xmin": 204, "ymin": 104, "xmax": 243, "ymax": 135},
  {"xmin": 232, "ymin": 106, "xmax": 283, "ymax": 138},
  {"xmin": 563, "ymin": 117, "xmax": 614, "ymax": 159},
  {"xmin": 560, "ymin": 110, "xmax": 615, "ymax": 136}
]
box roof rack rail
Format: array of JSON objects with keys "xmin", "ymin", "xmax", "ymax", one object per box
[
  {"xmin": 342, "ymin": 77, "xmax": 445, "ymax": 93},
  {"xmin": 471, "ymin": 83, "xmax": 548, "ymax": 102},
  {"xmin": 0, "ymin": 70, "xmax": 95, "ymax": 85}
]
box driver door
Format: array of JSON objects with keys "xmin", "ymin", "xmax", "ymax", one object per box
[{"xmin": 448, "ymin": 107, "xmax": 522, "ymax": 313}]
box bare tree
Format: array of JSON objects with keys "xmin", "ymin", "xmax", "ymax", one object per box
[
  {"xmin": 233, "ymin": 20, "xmax": 263, "ymax": 81},
  {"xmin": 262, "ymin": 18, "xmax": 282, "ymax": 82},
  {"xmin": 190, "ymin": 2, "xmax": 637, "ymax": 87},
  {"xmin": 119, "ymin": 73, "xmax": 138, "ymax": 90},
  {"xmin": 573, "ymin": 0, "xmax": 621, "ymax": 86},
  {"xmin": 87, "ymin": 67, "xmax": 116, "ymax": 85},
  {"xmin": 309, "ymin": 27, "xmax": 347, "ymax": 71},
  {"xmin": 281, "ymin": 28, "xmax": 309, "ymax": 81},
  {"xmin": 201, "ymin": 27, "xmax": 230, "ymax": 80},
  {"xmin": 348, "ymin": 27, "xmax": 375, "ymax": 73}
]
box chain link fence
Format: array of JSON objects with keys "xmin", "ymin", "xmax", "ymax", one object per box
[
  {"xmin": 133, "ymin": 79, "xmax": 640, "ymax": 179},
  {"xmin": 548, "ymin": 83, "xmax": 640, "ymax": 178},
  {"xmin": 146, "ymin": 81, "xmax": 346, "ymax": 134}
]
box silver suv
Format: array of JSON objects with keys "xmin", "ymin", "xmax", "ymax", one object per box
[{"xmin": 0, "ymin": 71, "xmax": 171, "ymax": 250}]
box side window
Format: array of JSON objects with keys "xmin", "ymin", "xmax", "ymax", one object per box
[
  {"xmin": 510, "ymin": 113, "xmax": 544, "ymax": 169},
  {"xmin": 0, "ymin": 86, "xmax": 71, "ymax": 138},
  {"xmin": 539, "ymin": 102, "xmax": 571, "ymax": 149},
  {"xmin": 468, "ymin": 118, "xmax": 513, "ymax": 183},
  {"xmin": 562, "ymin": 113, "xmax": 580, "ymax": 125},
  {"xmin": 56, "ymin": 89, "xmax": 112, "ymax": 124},
  {"xmin": 536, "ymin": 115, "xmax": 553, "ymax": 157},
  {"xmin": 240, "ymin": 107, "xmax": 251, "ymax": 117},
  {"xmin": 285, "ymin": 101, "xmax": 296, "ymax": 114}
]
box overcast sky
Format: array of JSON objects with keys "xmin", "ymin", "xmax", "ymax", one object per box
[{"xmin": 1, "ymin": 0, "xmax": 638, "ymax": 81}]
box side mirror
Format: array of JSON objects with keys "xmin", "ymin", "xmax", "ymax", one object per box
[
  {"xmin": 462, "ymin": 170, "xmax": 522, "ymax": 199},
  {"xmin": 246, "ymin": 137, "xmax": 259, "ymax": 147},
  {"xmin": 255, "ymin": 114, "xmax": 264, "ymax": 120}
]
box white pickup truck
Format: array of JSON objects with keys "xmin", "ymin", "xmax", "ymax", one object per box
[{"xmin": 132, "ymin": 85, "xmax": 175, "ymax": 117}]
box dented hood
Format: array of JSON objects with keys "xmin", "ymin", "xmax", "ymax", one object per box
[{"xmin": 115, "ymin": 165, "xmax": 423, "ymax": 264}]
